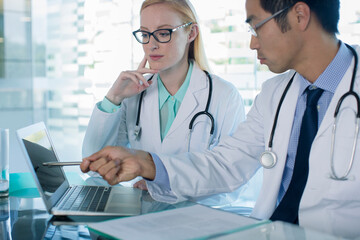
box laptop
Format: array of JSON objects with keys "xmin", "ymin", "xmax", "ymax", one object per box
[{"xmin": 16, "ymin": 122, "xmax": 142, "ymax": 217}]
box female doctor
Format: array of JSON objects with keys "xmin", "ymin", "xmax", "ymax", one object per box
[
  {"xmin": 81, "ymin": 0, "xmax": 360, "ymax": 237},
  {"xmin": 82, "ymin": 0, "xmax": 260, "ymax": 211}
]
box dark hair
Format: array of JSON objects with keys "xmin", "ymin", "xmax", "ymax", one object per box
[{"xmin": 259, "ymin": 0, "xmax": 339, "ymax": 34}]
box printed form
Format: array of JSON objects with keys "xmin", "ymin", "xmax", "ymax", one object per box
[{"xmin": 88, "ymin": 204, "xmax": 267, "ymax": 240}]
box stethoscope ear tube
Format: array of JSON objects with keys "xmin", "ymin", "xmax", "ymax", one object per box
[
  {"xmin": 329, "ymin": 44, "xmax": 359, "ymax": 180},
  {"xmin": 260, "ymin": 44, "xmax": 359, "ymax": 180},
  {"xmin": 188, "ymin": 111, "xmax": 215, "ymax": 135},
  {"xmin": 187, "ymin": 71, "xmax": 215, "ymax": 150},
  {"xmin": 135, "ymin": 71, "xmax": 215, "ymax": 145},
  {"xmin": 335, "ymin": 44, "xmax": 360, "ymax": 118},
  {"xmin": 267, "ymin": 73, "xmax": 296, "ymax": 149},
  {"xmin": 134, "ymin": 75, "xmax": 153, "ymax": 140},
  {"xmin": 334, "ymin": 92, "xmax": 360, "ymax": 118},
  {"xmin": 259, "ymin": 72, "xmax": 296, "ymax": 168},
  {"xmin": 134, "ymin": 91, "xmax": 145, "ymax": 140}
]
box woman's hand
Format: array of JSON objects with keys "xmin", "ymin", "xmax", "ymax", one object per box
[{"xmin": 106, "ymin": 56, "xmax": 158, "ymax": 105}]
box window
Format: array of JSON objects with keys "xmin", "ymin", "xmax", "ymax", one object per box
[{"xmin": 1, "ymin": 0, "xmax": 359, "ymax": 174}]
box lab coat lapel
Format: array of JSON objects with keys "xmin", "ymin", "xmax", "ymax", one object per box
[
  {"xmin": 254, "ymin": 73, "xmax": 301, "ymax": 218},
  {"xmin": 271, "ymin": 75, "xmax": 301, "ymax": 161},
  {"xmin": 165, "ymin": 65, "xmax": 206, "ymax": 137},
  {"xmin": 141, "ymin": 74, "xmax": 163, "ymax": 150},
  {"xmin": 316, "ymin": 58, "xmax": 356, "ymax": 137}
]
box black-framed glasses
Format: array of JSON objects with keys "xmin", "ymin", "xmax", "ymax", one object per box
[
  {"xmin": 132, "ymin": 22, "xmax": 192, "ymax": 44},
  {"xmin": 248, "ymin": 6, "xmax": 290, "ymax": 37}
]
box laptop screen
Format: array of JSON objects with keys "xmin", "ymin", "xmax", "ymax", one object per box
[{"xmin": 21, "ymin": 129, "xmax": 66, "ymax": 199}]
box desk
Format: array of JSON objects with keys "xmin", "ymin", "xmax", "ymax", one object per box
[
  {"xmin": 0, "ymin": 172, "xmax": 195, "ymax": 239},
  {"xmin": 1, "ymin": 193, "xmax": 196, "ymax": 239},
  {"xmin": 1, "ymin": 173, "xmax": 350, "ymax": 240}
]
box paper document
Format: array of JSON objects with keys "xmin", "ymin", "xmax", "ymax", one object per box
[{"xmin": 88, "ymin": 204, "xmax": 267, "ymax": 240}]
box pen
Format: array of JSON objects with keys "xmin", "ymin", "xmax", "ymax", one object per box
[{"xmin": 42, "ymin": 161, "xmax": 82, "ymax": 166}]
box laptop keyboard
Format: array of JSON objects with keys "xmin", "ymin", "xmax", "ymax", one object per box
[{"xmin": 57, "ymin": 185, "xmax": 111, "ymax": 212}]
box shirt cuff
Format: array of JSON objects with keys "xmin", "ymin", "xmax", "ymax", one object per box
[
  {"xmin": 147, "ymin": 153, "xmax": 171, "ymax": 191},
  {"xmin": 99, "ymin": 96, "xmax": 121, "ymax": 113}
]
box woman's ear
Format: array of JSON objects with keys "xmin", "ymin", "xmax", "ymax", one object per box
[{"xmin": 188, "ymin": 23, "xmax": 199, "ymax": 43}]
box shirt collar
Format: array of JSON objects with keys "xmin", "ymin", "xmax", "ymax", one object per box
[
  {"xmin": 158, "ymin": 61, "xmax": 193, "ymax": 108},
  {"xmin": 298, "ymin": 41, "xmax": 353, "ymax": 95}
]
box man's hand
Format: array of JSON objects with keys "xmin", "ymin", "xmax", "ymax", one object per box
[{"xmin": 80, "ymin": 146, "xmax": 156, "ymax": 185}]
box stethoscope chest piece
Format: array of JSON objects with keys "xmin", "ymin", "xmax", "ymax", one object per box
[{"xmin": 260, "ymin": 150, "xmax": 277, "ymax": 169}]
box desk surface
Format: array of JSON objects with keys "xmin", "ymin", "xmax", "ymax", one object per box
[
  {"xmin": 1, "ymin": 191, "xmax": 197, "ymax": 239},
  {"xmin": 1, "ymin": 172, "xmax": 351, "ymax": 240},
  {"xmin": 1, "ymin": 196, "xmax": 351, "ymax": 240},
  {"xmin": 1, "ymin": 172, "xmax": 197, "ymax": 239}
]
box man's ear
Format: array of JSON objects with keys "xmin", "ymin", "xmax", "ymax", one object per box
[
  {"xmin": 292, "ymin": 2, "xmax": 311, "ymax": 31},
  {"xmin": 188, "ymin": 23, "xmax": 199, "ymax": 43}
]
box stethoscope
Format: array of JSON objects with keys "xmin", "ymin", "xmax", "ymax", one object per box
[
  {"xmin": 133, "ymin": 70, "xmax": 215, "ymax": 151},
  {"xmin": 260, "ymin": 44, "xmax": 359, "ymax": 181}
]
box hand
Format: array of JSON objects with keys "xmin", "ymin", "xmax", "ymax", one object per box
[
  {"xmin": 133, "ymin": 179, "xmax": 148, "ymax": 191},
  {"xmin": 106, "ymin": 56, "xmax": 158, "ymax": 105},
  {"xmin": 80, "ymin": 146, "xmax": 156, "ymax": 185}
]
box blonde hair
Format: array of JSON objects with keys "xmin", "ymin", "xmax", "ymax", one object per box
[{"xmin": 140, "ymin": 0, "xmax": 210, "ymax": 72}]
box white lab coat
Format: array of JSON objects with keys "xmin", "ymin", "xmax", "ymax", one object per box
[
  {"xmin": 147, "ymin": 46, "xmax": 360, "ymax": 238},
  {"xmin": 82, "ymin": 62, "xmax": 260, "ymax": 209}
]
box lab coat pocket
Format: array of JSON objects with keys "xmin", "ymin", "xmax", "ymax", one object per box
[
  {"xmin": 187, "ymin": 118, "xmax": 214, "ymax": 151},
  {"xmin": 326, "ymin": 108, "xmax": 360, "ymax": 199},
  {"xmin": 325, "ymin": 179, "xmax": 360, "ymax": 238},
  {"xmin": 310, "ymin": 121, "xmax": 360, "ymax": 201},
  {"xmin": 321, "ymin": 134, "xmax": 360, "ymax": 200},
  {"xmin": 312, "ymin": 132, "xmax": 360, "ymax": 238}
]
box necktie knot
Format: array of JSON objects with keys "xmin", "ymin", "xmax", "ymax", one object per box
[{"xmin": 306, "ymin": 87, "xmax": 324, "ymax": 107}]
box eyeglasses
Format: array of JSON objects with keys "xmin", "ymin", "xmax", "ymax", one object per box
[
  {"xmin": 132, "ymin": 22, "xmax": 192, "ymax": 44},
  {"xmin": 248, "ymin": 6, "xmax": 290, "ymax": 37}
]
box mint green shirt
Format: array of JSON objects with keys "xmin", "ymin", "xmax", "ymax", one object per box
[
  {"xmin": 99, "ymin": 61, "xmax": 193, "ymax": 141},
  {"xmin": 158, "ymin": 62, "xmax": 192, "ymax": 140}
]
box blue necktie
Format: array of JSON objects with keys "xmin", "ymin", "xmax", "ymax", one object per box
[{"xmin": 270, "ymin": 87, "xmax": 324, "ymax": 224}]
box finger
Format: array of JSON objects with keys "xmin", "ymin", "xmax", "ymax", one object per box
[
  {"xmin": 133, "ymin": 71, "xmax": 150, "ymax": 87},
  {"xmin": 136, "ymin": 68, "xmax": 158, "ymax": 75},
  {"xmin": 116, "ymin": 169, "xmax": 137, "ymax": 184},
  {"xmin": 120, "ymin": 71, "xmax": 152, "ymax": 88},
  {"xmin": 120, "ymin": 71, "xmax": 143, "ymax": 87},
  {"xmin": 137, "ymin": 55, "xmax": 148, "ymax": 70},
  {"xmin": 124, "ymin": 71, "xmax": 154, "ymax": 89},
  {"xmin": 88, "ymin": 157, "xmax": 108, "ymax": 172},
  {"xmin": 85, "ymin": 147, "xmax": 109, "ymax": 162},
  {"xmin": 137, "ymin": 80, "xmax": 153, "ymax": 93},
  {"xmin": 80, "ymin": 159, "xmax": 91, "ymax": 173},
  {"xmin": 105, "ymin": 167, "xmax": 122, "ymax": 185},
  {"xmin": 136, "ymin": 56, "xmax": 158, "ymax": 74},
  {"xmin": 97, "ymin": 159, "xmax": 120, "ymax": 177}
]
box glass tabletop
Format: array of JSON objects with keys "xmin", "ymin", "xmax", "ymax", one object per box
[
  {"xmin": 1, "ymin": 191, "xmax": 196, "ymax": 239},
  {"xmin": 1, "ymin": 172, "xmax": 195, "ymax": 240}
]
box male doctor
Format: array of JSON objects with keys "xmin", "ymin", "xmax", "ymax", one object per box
[{"xmin": 81, "ymin": 0, "xmax": 360, "ymax": 238}]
